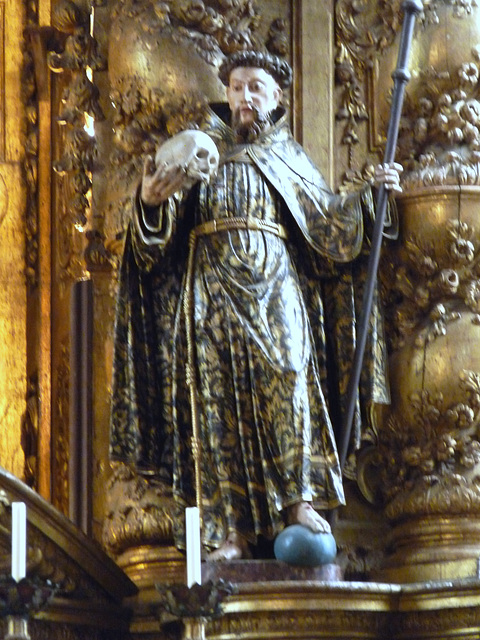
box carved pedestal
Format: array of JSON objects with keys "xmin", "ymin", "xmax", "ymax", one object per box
[{"xmin": 378, "ymin": 187, "xmax": 480, "ymax": 581}]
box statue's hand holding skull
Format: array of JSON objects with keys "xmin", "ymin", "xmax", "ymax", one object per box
[{"xmin": 141, "ymin": 130, "xmax": 220, "ymax": 207}]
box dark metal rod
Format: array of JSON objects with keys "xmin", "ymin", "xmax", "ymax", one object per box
[
  {"xmin": 339, "ymin": 0, "xmax": 423, "ymax": 471},
  {"xmin": 69, "ymin": 278, "xmax": 93, "ymax": 535}
]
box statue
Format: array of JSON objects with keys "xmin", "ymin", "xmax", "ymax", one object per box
[{"xmin": 109, "ymin": 50, "xmax": 401, "ymax": 561}]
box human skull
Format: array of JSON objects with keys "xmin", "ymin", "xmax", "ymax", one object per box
[{"xmin": 154, "ymin": 129, "xmax": 219, "ymax": 189}]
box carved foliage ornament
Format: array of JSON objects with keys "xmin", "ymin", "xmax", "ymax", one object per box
[
  {"xmin": 398, "ymin": 50, "xmax": 480, "ymax": 188},
  {"xmin": 389, "ymin": 220, "xmax": 480, "ymax": 349},
  {"xmin": 110, "ymin": 0, "xmax": 266, "ymax": 58},
  {"xmin": 334, "ymin": 0, "xmax": 402, "ymax": 149},
  {"xmin": 392, "ymin": 0, "xmax": 480, "ymax": 188},
  {"xmin": 102, "ymin": 462, "xmax": 177, "ymax": 556},
  {"xmin": 23, "ymin": 3, "xmax": 40, "ymax": 289},
  {"xmin": 335, "ymin": 0, "xmax": 480, "ymax": 186},
  {"xmin": 379, "ymin": 372, "xmax": 480, "ymax": 513},
  {"xmin": 49, "ymin": 0, "xmax": 106, "ymax": 231}
]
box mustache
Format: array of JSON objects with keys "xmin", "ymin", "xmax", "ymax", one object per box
[{"xmin": 231, "ymin": 106, "xmax": 274, "ymax": 142}]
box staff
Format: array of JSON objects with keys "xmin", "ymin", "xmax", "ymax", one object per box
[{"xmin": 339, "ymin": 0, "xmax": 424, "ymax": 471}]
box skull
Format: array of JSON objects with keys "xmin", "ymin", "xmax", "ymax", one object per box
[{"xmin": 154, "ymin": 129, "xmax": 219, "ymax": 190}]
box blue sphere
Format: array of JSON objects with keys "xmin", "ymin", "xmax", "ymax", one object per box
[{"xmin": 274, "ymin": 524, "xmax": 337, "ymax": 567}]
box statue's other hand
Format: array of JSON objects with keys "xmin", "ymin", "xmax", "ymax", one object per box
[
  {"xmin": 374, "ymin": 162, "xmax": 403, "ymax": 193},
  {"xmin": 140, "ymin": 156, "xmax": 188, "ymax": 207}
]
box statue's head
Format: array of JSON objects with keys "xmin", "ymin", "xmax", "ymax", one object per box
[
  {"xmin": 218, "ymin": 51, "xmax": 292, "ymax": 134},
  {"xmin": 218, "ymin": 50, "xmax": 292, "ymax": 91}
]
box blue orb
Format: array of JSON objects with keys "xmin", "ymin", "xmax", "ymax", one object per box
[{"xmin": 274, "ymin": 524, "xmax": 337, "ymax": 567}]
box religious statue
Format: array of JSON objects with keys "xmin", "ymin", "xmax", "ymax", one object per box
[{"xmin": 109, "ymin": 50, "xmax": 401, "ymax": 561}]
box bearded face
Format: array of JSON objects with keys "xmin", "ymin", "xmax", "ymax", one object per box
[
  {"xmin": 226, "ymin": 66, "xmax": 282, "ymax": 142},
  {"xmin": 231, "ymin": 105, "xmax": 274, "ymax": 142}
]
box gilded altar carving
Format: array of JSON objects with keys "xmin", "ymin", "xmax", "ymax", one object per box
[
  {"xmin": 21, "ymin": 375, "xmax": 39, "ymax": 491},
  {"xmin": 334, "ymin": 0, "xmax": 401, "ymax": 157},
  {"xmin": 23, "ymin": 18, "xmax": 40, "ymax": 290},
  {"xmin": 102, "ymin": 462, "xmax": 176, "ymax": 556},
  {"xmin": 349, "ymin": 0, "xmax": 480, "ymax": 581},
  {"xmin": 207, "ymin": 609, "xmax": 383, "ymax": 638},
  {"xmin": 374, "ymin": 0, "xmax": 480, "ymax": 189},
  {"xmin": 50, "ymin": 0, "xmax": 106, "ymax": 231}
]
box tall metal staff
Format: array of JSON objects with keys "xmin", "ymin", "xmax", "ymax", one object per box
[{"xmin": 339, "ymin": 0, "xmax": 423, "ymax": 471}]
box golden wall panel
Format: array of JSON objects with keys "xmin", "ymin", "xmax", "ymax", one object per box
[
  {"xmin": 0, "ymin": 3, "xmax": 4, "ymax": 160},
  {"xmin": 293, "ymin": 0, "xmax": 335, "ymax": 186},
  {"xmin": 5, "ymin": 0, "xmax": 24, "ymax": 163},
  {"xmin": 0, "ymin": 0, "xmax": 26, "ymax": 478},
  {"xmin": 0, "ymin": 163, "xmax": 26, "ymax": 477}
]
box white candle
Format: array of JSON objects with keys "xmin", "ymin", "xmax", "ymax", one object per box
[
  {"xmin": 11, "ymin": 502, "xmax": 27, "ymax": 581},
  {"xmin": 185, "ymin": 507, "xmax": 202, "ymax": 587}
]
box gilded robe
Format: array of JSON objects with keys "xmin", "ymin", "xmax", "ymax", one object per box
[{"xmin": 110, "ymin": 105, "xmax": 393, "ymax": 550}]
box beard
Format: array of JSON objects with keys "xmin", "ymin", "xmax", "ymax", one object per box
[{"xmin": 231, "ymin": 106, "xmax": 274, "ymax": 142}]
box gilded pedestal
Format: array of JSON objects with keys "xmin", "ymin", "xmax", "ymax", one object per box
[{"xmin": 378, "ymin": 187, "xmax": 480, "ymax": 581}]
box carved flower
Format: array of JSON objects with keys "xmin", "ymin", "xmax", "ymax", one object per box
[
  {"xmin": 448, "ymin": 126, "xmax": 465, "ymax": 144},
  {"xmin": 174, "ymin": 0, "xmax": 206, "ymax": 24},
  {"xmin": 465, "ymin": 280, "xmax": 480, "ymax": 312},
  {"xmin": 414, "ymin": 118, "xmax": 428, "ymax": 142},
  {"xmin": 450, "ymin": 237, "xmax": 475, "ymax": 263},
  {"xmin": 453, "ymin": 0, "xmax": 477, "ymax": 18},
  {"xmin": 430, "ymin": 303, "xmax": 446, "ymax": 321},
  {"xmin": 414, "ymin": 285, "xmax": 430, "ymax": 308},
  {"xmin": 462, "ymin": 122, "xmax": 480, "ymax": 144},
  {"xmin": 434, "ymin": 112, "xmax": 450, "ymax": 133},
  {"xmin": 421, "ymin": 255, "xmax": 438, "ymax": 277},
  {"xmin": 402, "ymin": 446, "xmax": 425, "ymax": 467},
  {"xmin": 201, "ymin": 7, "xmax": 224, "ymax": 33},
  {"xmin": 456, "ymin": 438, "xmax": 480, "ymax": 468},
  {"xmin": 153, "ymin": 2, "xmax": 171, "ymax": 25},
  {"xmin": 434, "ymin": 434, "xmax": 456, "ymax": 462},
  {"xmin": 458, "ymin": 62, "xmax": 479, "ymax": 88},
  {"xmin": 445, "ymin": 151, "xmax": 463, "ymax": 164},
  {"xmin": 446, "ymin": 403, "xmax": 475, "ymax": 429},
  {"xmin": 452, "ymin": 89, "xmax": 468, "ymax": 103},
  {"xmin": 419, "ymin": 152, "xmax": 437, "ymax": 168},
  {"xmin": 460, "ymin": 99, "xmax": 480, "ymax": 125},
  {"xmin": 438, "ymin": 93, "xmax": 453, "ymax": 111},
  {"xmin": 437, "ymin": 269, "xmax": 459, "ymax": 296},
  {"xmin": 425, "ymin": 404, "xmax": 441, "ymax": 423},
  {"xmin": 419, "ymin": 97, "xmax": 434, "ymax": 117}
]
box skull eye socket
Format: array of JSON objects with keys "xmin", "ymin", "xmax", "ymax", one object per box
[{"xmin": 196, "ymin": 149, "xmax": 209, "ymax": 159}]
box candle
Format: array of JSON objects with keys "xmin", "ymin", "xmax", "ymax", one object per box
[
  {"xmin": 11, "ymin": 502, "xmax": 27, "ymax": 581},
  {"xmin": 185, "ymin": 507, "xmax": 201, "ymax": 587}
]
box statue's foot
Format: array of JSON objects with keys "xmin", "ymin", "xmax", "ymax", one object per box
[
  {"xmin": 287, "ymin": 502, "xmax": 331, "ymax": 534},
  {"xmin": 206, "ymin": 532, "xmax": 251, "ymax": 561}
]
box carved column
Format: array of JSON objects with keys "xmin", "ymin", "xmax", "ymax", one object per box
[{"xmin": 373, "ymin": 0, "xmax": 480, "ymax": 582}]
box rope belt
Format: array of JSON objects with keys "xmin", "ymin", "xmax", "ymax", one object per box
[{"xmin": 193, "ymin": 217, "xmax": 288, "ymax": 240}]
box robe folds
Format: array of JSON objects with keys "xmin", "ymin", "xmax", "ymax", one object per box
[{"xmin": 109, "ymin": 105, "xmax": 395, "ymax": 550}]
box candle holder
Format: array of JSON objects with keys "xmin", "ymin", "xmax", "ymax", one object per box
[
  {"xmin": 156, "ymin": 580, "xmax": 236, "ymax": 640},
  {"xmin": 0, "ymin": 577, "xmax": 57, "ymax": 640}
]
